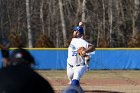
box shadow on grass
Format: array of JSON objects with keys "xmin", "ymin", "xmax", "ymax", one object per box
[{"xmin": 84, "ymin": 90, "xmax": 125, "ymax": 93}]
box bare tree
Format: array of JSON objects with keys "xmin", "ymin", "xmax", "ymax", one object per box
[
  {"xmin": 59, "ymin": 0, "xmax": 67, "ymax": 47},
  {"xmin": 1, "ymin": 0, "xmax": 140, "ymax": 48},
  {"xmin": 26, "ymin": 0, "xmax": 33, "ymax": 48},
  {"xmin": 0, "ymin": 0, "xmax": 4, "ymax": 39},
  {"xmin": 81, "ymin": 0, "xmax": 86, "ymax": 34},
  {"xmin": 102, "ymin": 0, "xmax": 105, "ymax": 38},
  {"xmin": 108, "ymin": 0, "xmax": 113, "ymax": 47},
  {"xmin": 40, "ymin": 0, "xmax": 45, "ymax": 34},
  {"xmin": 132, "ymin": 0, "xmax": 140, "ymax": 36}
]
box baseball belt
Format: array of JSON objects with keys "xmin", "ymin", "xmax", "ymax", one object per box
[{"xmin": 68, "ymin": 63, "xmax": 85, "ymax": 67}]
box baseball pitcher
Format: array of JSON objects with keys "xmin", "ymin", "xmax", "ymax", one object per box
[{"xmin": 67, "ymin": 26, "xmax": 95, "ymax": 85}]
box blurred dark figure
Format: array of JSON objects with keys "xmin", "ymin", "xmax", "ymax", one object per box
[
  {"xmin": 0, "ymin": 48, "xmax": 54, "ymax": 93},
  {"xmin": 0, "ymin": 44, "xmax": 10, "ymax": 68}
]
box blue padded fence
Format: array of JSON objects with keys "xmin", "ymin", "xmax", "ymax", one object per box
[{"xmin": 0, "ymin": 48, "xmax": 140, "ymax": 70}]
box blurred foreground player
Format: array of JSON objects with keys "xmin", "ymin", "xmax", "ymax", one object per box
[
  {"xmin": 0, "ymin": 44, "xmax": 10, "ymax": 68},
  {"xmin": 0, "ymin": 48, "xmax": 54, "ymax": 93}
]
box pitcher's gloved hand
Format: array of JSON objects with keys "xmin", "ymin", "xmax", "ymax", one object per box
[{"xmin": 77, "ymin": 47, "xmax": 87, "ymax": 57}]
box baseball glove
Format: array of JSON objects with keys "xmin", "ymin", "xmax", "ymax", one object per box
[{"xmin": 77, "ymin": 47, "xmax": 86, "ymax": 57}]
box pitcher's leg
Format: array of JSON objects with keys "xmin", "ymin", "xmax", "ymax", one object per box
[
  {"xmin": 72, "ymin": 66, "xmax": 87, "ymax": 81},
  {"xmin": 67, "ymin": 65, "xmax": 74, "ymax": 84}
]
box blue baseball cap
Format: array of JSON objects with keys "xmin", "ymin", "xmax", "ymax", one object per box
[{"xmin": 73, "ymin": 26, "xmax": 84, "ymax": 34}]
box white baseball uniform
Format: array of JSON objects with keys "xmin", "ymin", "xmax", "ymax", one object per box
[{"xmin": 67, "ymin": 38, "xmax": 89, "ymax": 83}]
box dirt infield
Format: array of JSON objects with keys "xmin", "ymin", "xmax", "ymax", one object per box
[{"xmin": 36, "ymin": 70, "xmax": 140, "ymax": 93}]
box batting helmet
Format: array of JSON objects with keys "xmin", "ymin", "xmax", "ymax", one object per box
[{"xmin": 9, "ymin": 48, "xmax": 35, "ymax": 66}]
